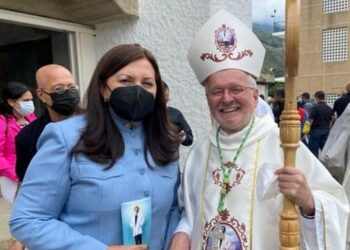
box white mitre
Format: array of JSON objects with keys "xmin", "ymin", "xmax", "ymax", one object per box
[{"xmin": 187, "ymin": 9, "xmax": 266, "ymax": 83}]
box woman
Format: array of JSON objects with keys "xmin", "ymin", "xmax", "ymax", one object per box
[
  {"xmin": 0, "ymin": 81, "xmax": 36, "ymax": 204},
  {"xmin": 163, "ymin": 81, "xmax": 193, "ymax": 146},
  {"xmin": 10, "ymin": 44, "xmax": 180, "ymax": 250}
]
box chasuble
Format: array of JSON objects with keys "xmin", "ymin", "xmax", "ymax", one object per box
[{"xmin": 178, "ymin": 114, "xmax": 349, "ymax": 250}]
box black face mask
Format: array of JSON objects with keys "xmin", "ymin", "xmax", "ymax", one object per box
[
  {"xmin": 49, "ymin": 89, "xmax": 80, "ymax": 116},
  {"xmin": 109, "ymin": 85, "xmax": 155, "ymax": 121}
]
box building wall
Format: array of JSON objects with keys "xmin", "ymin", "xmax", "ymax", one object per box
[
  {"xmin": 94, "ymin": 0, "xmax": 252, "ymax": 165},
  {"xmin": 298, "ymin": 0, "xmax": 350, "ymax": 106},
  {"xmin": 257, "ymin": 84, "xmax": 269, "ymax": 99}
]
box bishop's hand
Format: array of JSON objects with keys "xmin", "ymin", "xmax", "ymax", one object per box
[{"xmin": 275, "ymin": 166, "xmax": 315, "ymax": 216}]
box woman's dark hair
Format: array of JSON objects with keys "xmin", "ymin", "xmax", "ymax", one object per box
[
  {"xmin": 72, "ymin": 44, "xmax": 179, "ymax": 168},
  {"xmin": 0, "ymin": 81, "xmax": 31, "ymax": 117}
]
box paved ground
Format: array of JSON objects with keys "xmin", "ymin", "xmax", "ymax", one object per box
[{"xmin": 0, "ymin": 198, "xmax": 12, "ymax": 250}]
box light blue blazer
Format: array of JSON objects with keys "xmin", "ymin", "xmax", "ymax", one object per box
[{"xmin": 10, "ymin": 113, "xmax": 180, "ymax": 250}]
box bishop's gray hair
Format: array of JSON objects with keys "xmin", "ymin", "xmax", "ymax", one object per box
[
  {"xmin": 203, "ymin": 71, "xmax": 258, "ymax": 95},
  {"xmin": 247, "ymin": 74, "xmax": 258, "ymax": 89}
]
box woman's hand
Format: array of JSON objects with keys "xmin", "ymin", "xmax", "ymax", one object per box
[
  {"xmin": 168, "ymin": 232, "xmax": 190, "ymax": 250},
  {"xmin": 108, "ymin": 245, "xmax": 147, "ymax": 250},
  {"xmin": 7, "ymin": 239, "xmax": 24, "ymax": 250}
]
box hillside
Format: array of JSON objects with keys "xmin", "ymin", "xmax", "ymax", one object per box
[{"xmin": 253, "ymin": 23, "xmax": 285, "ymax": 80}]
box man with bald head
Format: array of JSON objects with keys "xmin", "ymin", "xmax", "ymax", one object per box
[{"xmin": 15, "ymin": 64, "xmax": 80, "ymax": 182}]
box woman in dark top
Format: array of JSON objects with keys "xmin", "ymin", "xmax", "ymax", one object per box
[{"xmin": 163, "ymin": 81, "xmax": 193, "ymax": 146}]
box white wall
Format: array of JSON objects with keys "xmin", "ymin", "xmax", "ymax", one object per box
[
  {"xmin": 257, "ymin": 84, "xmax": 268, "ymax": 99},
  {"xmin": 95, "ymin": 0, "xmax": 252, "ymax": 166}
]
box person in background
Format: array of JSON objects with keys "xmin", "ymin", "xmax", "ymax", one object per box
[
  {"xmin": 319, "ymin": 103, "xmax": 350, "ymax": 248},
  {"xmin": 300, "ymin": 92, "xmax": 314, "ymax": 146},
  {"xmin": 256, "ymin": 96, "xmax": 274, "ymax": 120},
  {"xmin": 15, "ymin": 64, "xmax": 80, "ymax": 183},
  {"xmin": 267, "ymin": 95, "xmax": 274, "ymax": 108},
  {"xmin": 297, "ymin": 101, "xmax": 306, "ymax": 129},
  {"xmin": 0, "ymin": 82, "xmax": 36, "ymax": 205},
  {"xmin": 10, "ymin": 44, "xmax": 180, "ymax": 250},
  {"xmin": 272, "ymin": 88, "xmax": 284, "ymax": 125},
  {"xmin": 332, "ymin": 83, "xmax": 350, "ymax": 120},
  {"xmin": 0, "ymin": 82, "xmax": 36, "ymax": 250},
  {"xmin": 308, "ymin": 90, "xmax": 332, "ymax": 157},
  {"xmin": 297, "ymin": 101, "xmax": 308, "ymax": 146},
  {"xmin": 301, "ymin": 92, "xmax": 314, "ymax": 115},
  {"xmin": 163, "ymin": 81, "xmax": 193, "ymax": 146},
  {"xmin": 169, "ymin": 9, "xmax": 348, "ymax": 250}
]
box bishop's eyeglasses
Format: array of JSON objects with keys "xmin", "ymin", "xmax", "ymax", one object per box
[{"xmin": 206, "ymin": 85, "xmax": 255, "ymax": 98}]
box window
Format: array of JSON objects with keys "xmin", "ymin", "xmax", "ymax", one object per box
[
  {"xmin": 322, "ymin": 27, "xmax": 348, "ymax": 62},
  {"xmin": 323, "ymin": 0, "xmax": 348, "ymax": 14},
  {"xmin": 326, "ymin": 93, "xmax": 340, "ymax": 108}
]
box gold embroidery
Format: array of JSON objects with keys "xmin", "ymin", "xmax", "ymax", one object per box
[
  {"xmin": 201, "ymin": 139, "xmax": 261, "ymax": 249},
  {"xmin": 249, "ymin": 140, "xmax": 260, "ymax": 250},
  {"xmin": 321, "ymin": 202, "xmax": 327, "ymax": 250},
  {"xmin": 200, "ymin": 144, "xmax": 213, "ymax": 246},
  {"xmin": 202, "ymin": 210, "xmax": 248, "ymax": 250}
]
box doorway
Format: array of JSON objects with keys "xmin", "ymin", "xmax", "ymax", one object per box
[
  {"xmin": 0, "ymin": 10, "xmax": 96, "ymax": 246},
  {"xmin": 0, "ymin": 22, "xmax": 70, "ymax": 115}
]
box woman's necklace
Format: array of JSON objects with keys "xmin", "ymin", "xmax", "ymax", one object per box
[
  {"xmin": 215, "ymin": 116, "xmax": 255, "ymax": 213},
  {"xmin": 16, "ymin": 117, "xmax": 28, "ymax": 128}
]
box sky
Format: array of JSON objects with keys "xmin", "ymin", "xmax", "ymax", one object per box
[{"xmin": 252, "ymin": 0, "xmax": 285, "ymax": 24}]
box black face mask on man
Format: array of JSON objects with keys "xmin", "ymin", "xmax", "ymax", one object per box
[
  {"xmin": 108, "ymin": 85, "xmax": 155, "ymax": 121},
  {"xmin": 48, "ymin": 89, "xmax": 80, "ymax": 116}
]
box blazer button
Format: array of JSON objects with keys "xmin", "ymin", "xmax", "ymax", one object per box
[
  {"xmin": 139, "ymin": 169, "xmax": 145, "ymax": 175},
  {"xmin": 144, "ymin": 191, "xmax": 150, "ymax": 197}
]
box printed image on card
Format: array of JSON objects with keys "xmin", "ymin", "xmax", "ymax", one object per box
[{"xmin": 121, "ymin": 197, "xmax": 151, "ymax": 245}]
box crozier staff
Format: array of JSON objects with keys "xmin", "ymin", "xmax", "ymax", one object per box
[{"xmin": 170, "ymin": 9, "xmax": 349, "ymax": 250}]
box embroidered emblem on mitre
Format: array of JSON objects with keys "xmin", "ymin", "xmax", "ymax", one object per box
[{"xmin": 187, "ymin": 9, "xmax": 266, "ymax": 83}]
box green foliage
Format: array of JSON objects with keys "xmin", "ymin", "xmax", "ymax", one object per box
[
  {"xmin": 253, "ymin": 24, "xmax": 285, "ymax": 78},
  {"xmin": 253, "ymin": 27, "xmax": 284, "ymax": 48},
  {"xmin": 268, "ymin": 82, "xmax": 285, "ymax": 97}
]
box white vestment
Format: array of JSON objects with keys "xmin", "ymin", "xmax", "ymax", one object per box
[
  {"xmin": 320, "ymin": 104, "xmax": 350, "ymax": 249},
  {"xmin": 178, "ymin": 115, "xmax": 349, "ymax": 249},
  {"xmin": 255, "ymin": 97, "xmax": 274, "ymax": 120}
]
